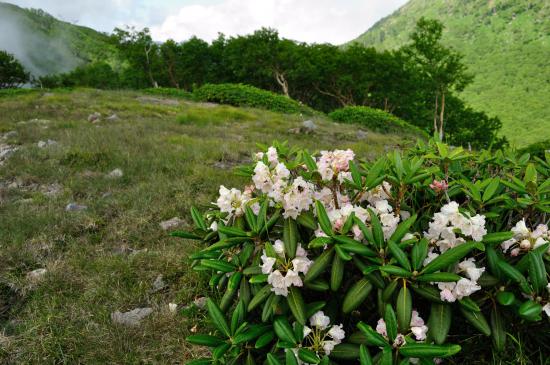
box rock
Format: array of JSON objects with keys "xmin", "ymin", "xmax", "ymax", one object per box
[
  {"xmin": 151, "ymin": 274, "xmax": 167, "ymax": 292},
  {"xmin": 288, "ymin": 127, "xmax": 301, "ymax": 134},
  {"xmin": 302, "ymin": 120, "xmax": 317, "ymax": 133},
  {"xmin": 37, "ymin": 139, "xmax": 58, "ymax": 148},
  {"xmin": 87, "ymin": 112, "xmax": 102, "ymax": 123},
  {"xmin": 160, "ymin": 217, "xmax": 184, "ymax": 230},
  {"xmin": 1, "ymin": 131, "xmax": 17, "ymax": 140},
  {"xmin": 65, "ymin": 203, "xmax": 88, "ymax": 212},
  {"xmin": 41, "ymin": 183, "xmax": 63, "ymax": 197},
  {"xmin": 111, "ymin": 307, "xmax": 153, "ymax": 327},
  {"xmin": 106, "ymin": 113, "xmax": 120, "ymax": 122},
  {"xmin": 0, "ymin": 144, "xmax": 18, "ymax": 165},
  {"xmin": 168, "ymin": 303, "xmax": 178, "ymax": 313},
  {"xmin": 27, "ymin": 268, "xmax": 47, "ymax": 282},
  {"xmin": 356, "ymin": 130, "xmax": 369, "ymax": 140},
  {"xmin": 107, "ymin": 168, "xmax": 123, "ymax": 178},
  {"xmin": 194, "ymin": 297, "xmax": 207, "ymax": 309},
  {"xmin": 101, "ymin": 192, "xmax": 112, "ymax": 199}
]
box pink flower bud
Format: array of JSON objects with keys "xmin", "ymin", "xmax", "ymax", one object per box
[{"xmin": 429, "ymin": 179, "xmax": 449, "ymax": 193}]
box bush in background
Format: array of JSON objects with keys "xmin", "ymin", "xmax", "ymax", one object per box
[
  {"xmin": 329, "ymin": 106, "xmax": 427, "ymax": 137},
  {"xmin": 0, "ymin": 50, "xmax": 30, "ymax": 88},
  {"xmin": 175, "ymin": 139, "xmax": 550, "ymax": 364},
  {"xmin": 193, "ymin": 83, "xmax": 314, "ymax": 115}
]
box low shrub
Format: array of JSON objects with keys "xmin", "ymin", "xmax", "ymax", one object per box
[
  {"xmin": 175, "ymin": 139, "xmax": 550, "ymax": 364},
  {"xmin": 193, "ymin": 83, "xmax": 314, "ymax": 115},
  {"xmin": 329, "ymin": 106, "xmax": 427, "ymax": 137},
  {"xmin": 0, "ymin": 88, "xmax": 39, "ymax": 98},
  {"xmin": 519, "ymin": 139, "xmax": 550, "ymax": 159},
  {"xmin": 177, "ymin": 106, "xmax": 255, "ymax": 125}
]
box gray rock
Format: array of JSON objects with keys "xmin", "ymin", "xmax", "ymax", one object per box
[
  {"xmin": 41, "ymin": 183, "xmax": 63, "ymax": 197},
  {"xmin": 111, "ymin": 307, "xmax": 153, "ymax": 326},
  {"xmin": 65, "ymin": 203, "xmax": 88, "ymax": 212},
  {"xmin": 0, "ymin": 144, "xmax": 18, "ymax": 163},
  {"xmin": 87, "ymin": 112, "xmax": 102, "ymax": 123},
  {"xmin": 106, "ymin": 113, "xmax": 120, "ymax": 121},
  {"xmin": 356, "ymin": 130, "xmax": 369, "ymax": 140},
  {"xmin": 302, "ymin": 120, "xmax": 317, "ymax": 133},
  {"xmin": 107, "ymin": 168, "xmax": 123, "ymax": 178},
  {"xmin": 1, "ymin": 131, "xmax": 17, "ymax": 140},
  {"xmin": 27, "ymin": 268, "xmax": 47, "ymax": 282},
  {"xmin": 37, "ymin": 139, "xmax": 58, "ymax": 148},
  {"xmin": 160, "ymin": 217, "xmax": 184, "ymax": 230},
  {"xmin": 151, "ymin": 274, "xmax": 167, "ymax": 293}
]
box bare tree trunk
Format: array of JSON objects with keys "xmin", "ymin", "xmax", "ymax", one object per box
[
  {"xmin": 274, "ymin": 71, "xmax": 289, "ymax": 97},
  {"xmin": 144, "ymin": 44, "xmax": 158, "ymax": 88},
  {"xmin": 439, "ymin": 91, "xmax": 445, "ymax": 140},
  {"xmin": 433, "ymin": 92, "xmax": 439, "ymax": 136}
]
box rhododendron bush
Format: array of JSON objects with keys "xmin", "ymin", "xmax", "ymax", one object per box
[{"xmin": 175, "ymin": 140, "xmax": 550, "ymax": 364}]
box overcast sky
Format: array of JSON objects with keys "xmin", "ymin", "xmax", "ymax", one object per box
[{"xmin": 5, "ymin": 0, "xmax": 408, "ymax": 44}]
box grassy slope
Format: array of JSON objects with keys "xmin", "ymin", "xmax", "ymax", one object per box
[
  {"xmin": 0, "ymin": 89, "xmax": 414, "ymax": 363},
  {"xmin": 351, "ymin": 0, "xmax": 550, "ymax": 147},
  {"xmin": 0, "ymin": 2, "xmax": 118, "ymax": 76}
]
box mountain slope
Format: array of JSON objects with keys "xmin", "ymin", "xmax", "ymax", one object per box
[
  {"xmin": 351, "ymin": 0, "xmax": 550, "ymax": 146},
  {"xmin": 0, "ymin": 2, "xmax": 117, "ymax": 76}
]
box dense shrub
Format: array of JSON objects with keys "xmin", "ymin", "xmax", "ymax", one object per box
[
  {"xmin": 36, "ymin": 62, "xmax": 120, "ymax": 89},
  {"xmin": 519, "ymin": 139, "xmax": 550, "ymax": 159},
  {"xmin": 175, "ymin": 139, "xmax": 550, "ymax": 364},
  {"xmin": 0, "ymin": 50, "xmax": 30, "ymax": 88},
  {"xmin": 329, "ymin": 106, "xmax": 427, "ymax": 137},
  {"xmin": 193, "ymin": 83, "xmax": 314, "ymax": 115}
]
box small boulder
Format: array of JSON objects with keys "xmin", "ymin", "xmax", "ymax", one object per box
[
  {"xmin": 111, "ymin": 307, "xmax": 153, "ymax": 327},
  {"xmin": 87, "ymin": 112, "xmax": 102, "ymax": 123},
  {"xmin": 65, "ymin": 203, "xmax": 87, "ymax": 212},
  {"xmin": 106, "ymin": 113, "xmax": 120, "ymax": 122},
  {"xmin": 356, "ymin": 130, "xmax": 369, "ymax": 140},
  {"xmin": 151, "ymin": 274, "xmax": 167, "ymax": 293},
  {"xmin": 160, "ymin": 217, "xmax": 184, "ymax": 230},
  {"xmin": 107, "ymin": 168, "xmax": 123, "ymax": 178},
  {"xmin": 168, "ymin": 303, "xmax": 178, "ymax": 313},
  {"xmin": 37, "ymin": 139, "xmax": 58, "ymax": 148},
  {"xmin": 1, "ymin": 131, "xmax": 17, "ymax": 140},
  {"xmin": 302, "ymin": 120, "xmax": 317, "ymax": 133},
  {"xmin": 27, "ymin": 268, "xmax": 47, "ymax": 282}
]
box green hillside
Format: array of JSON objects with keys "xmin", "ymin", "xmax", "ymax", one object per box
[
  {"xmin": 0, "ymin": 2, "xmax": 117, "ymax": 76},
  {"xmin": 351, "ymin": 0, "xmax": 550, "ymax": 147}
]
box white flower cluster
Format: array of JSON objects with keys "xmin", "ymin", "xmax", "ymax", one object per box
[
  {"xmin": 375, "ymin": 309, "xmax": 428, "ymax": 344},
  {"xmin": 424, "ymin": 201, "xmax": 487, "ymax": 253},
  {"xmin": 543, "ymin": 283, "xmax": 550, "ymax": 318},
  {"xmin": 261, "ymin": 240, "xmax": 312, "ymax": 296},
  {"xmin": 317, "ymin": 149, "xmax": 355, "ymax": 182},
  {"xmin": 216, "ymin": 185, "xmax": 258, "ymax": 219},
  {"xmin": 300, "ymin": 311, "xmax": 345, "ymax": 356},
  {"xmin": 501, "ymin": 219, "xmax": 549, "ymax": 256},
  {"xmin": 252, "ymin": 148, "xmax": 315, "ymax": 219},
  {"xmin": 437, "ymin": 258, "xmax": 485, "ymax": 302}
]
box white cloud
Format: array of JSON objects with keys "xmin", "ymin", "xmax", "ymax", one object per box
[{"xmin": 151, "ymin": 0, "xmax": 408, "ymax": 44}]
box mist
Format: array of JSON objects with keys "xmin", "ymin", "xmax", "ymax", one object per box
[{"xmin": 0, "ymin": 3, "xmax": 83, "ymax": 77}]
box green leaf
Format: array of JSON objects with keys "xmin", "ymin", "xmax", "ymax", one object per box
[
  {"xmin": 256, "ymin": 199, "xmax": 269, "ymax": 233},
  {"xmin": 273, "ymin": 316, "xmax": 296, "ymax": 344},
  {"xmin": 315, "ymin": 201, "xmax": 333, "ymax": 236},
  {"xmin": 206, "ymin": 298, "xmax": 230, "ymax": 337},
  {"xmin": 186, "ymin": 359, "xmax": 211, "ymax": 365},
  {"xmin": 518, "ymin": 300, "xmax": 542, "ymax": 321},
  {"xmin": 244, "ymin": 205, "xmax": 257, "ymax": 232},
  {"xmin": 200, "ymin": 259, "xmax": 236, "ymax": 273},
  {"xmin": 399, "ymin": 343, "xmax": 461, "ymax": 358},
  {"xmin": 305, "ymin": 279, "xmax": 330, "ymax": 292},
  {"xmin": 170, "ymin": 230, "xmax": 202, "ymax": 240},
  {"xmin": 396, "ymin": 285, "xmax": 412, "ymax": 333},
  {"xmin": 428, "ymin": 304, "xmax": 452, "ymax": 344},
  {"xmin": 411, "ymin": 285, "xmax": 444, "ymax": 303},
  {"xmin": 482, "ymin": 178, "xmax": 500, "ymax": 202},
  {"xmin": 411, "ymin": 239, "xmax": 429, "ymax": 271},
  {"xmin": 255, "ymin": 331, "xmax": 275, "ymax": 349},
  {"xmin": 285, "ymin": 348, "xmax": 299, "ymax": 365},
  {"xmin": 416, "ymin": 272, "xmax": 462, "ymax": 282},
  {"xmin": 359, "ymin": 345, "xmax": 373, "ymax": 365},
  {"xmin": 342, "ymin": 278, "xmax": 373, "ymax": 314},
  {"xmin": 330, "ymin": 344, "xmax": 361, "ymax": 360},
  {"xmin": 296, "ymin": 211, "xmax": 318, "ymax": 230},
  {"xmin": 382, "ymin": 279, "xmax": 399, "ymax": 302},
  {"xmin": 496, "ymin": 260, "xmax": 530, "ymax": 292},
  {"xmin": 308, "ymin": 236, "xmax": 333, "ymax": 249},
  {"xmin": 186, "ymin": 334, "xmax": 224, "ymax": 347},
  {"xmin": 388, "ymin": 241, "xmax": 411, "ymax": 271},
  {"xmin": 230, "ymin": 300, "xmax": 246, "ymax": 335},
  {"xmin": 357, "ymin": 322, "xmax": 388, "ymax": 347},
  {"xmin": 217, "ymin": 225, "xmax": 248, "ymax": 237},
  {"xmin": 306, "ymin": 301, "xmax": 327, "ymax": 318},
  {"xmin": 298, "ymin": 348, "xmax": 320, "ymax": 364},
  {"xmin": 369, "ymin": 209, "xmax": 384, "ymax": 249},
  {"xmin": 233, "ymin": 324, "xmax": 271, "ymax": 344},
  {"xmin": 380, "ymin": 347, "xmax": 393, "ymax": 365},
  {"xmin": 266, "ymin": 353, "xmax": 282, "ymax": 365},
  {"xmin": 191, "ymin": 206, "xmax": 207, "ymax": 230},
  {"xmin": 496, "ymin": 291, "xmax": 515, "ymax": 306},
  {"xmin": 261, "ymin": 293, "xmax": 278, "ymax": 322},
  {"xmin": 380, "ymin": 265, "xmax": 412, "ymax": 277},
  {"xmin": 482, "ymin": 231, "xmax": 514, "ymax": 245},
  {"xmin": 459, "ymin": 307, "xmax": 491, "ymax": 336},
  {"xmin": 304, "ymin": 248, "xmax": 334, "ymax": 283},
  {"xmin": 333, "ymin": 236, "xmax": 376, "ymax": 256},
  {"xmin": 335, "ymin": 244, "xmax": 353, "ymax": 261},
  {"xmin": 389, "ymin": 214, "xmax": 417, "ymax": 244},
  {"xmin": 528, "ymin": 251, "xmax": 548, "ymax": 293},
  {"xmin": 287, "ymin": 287, "xmax": 307, "ymax": 325},
  {"xmin": 204, "ymin": 237, "xmax": 252, "ymax": 252},
  {"xmin": 331, "ymin": 254, "xmax": 345, "ymax": 291},
  {"xmin": 212, "ymin": 343, "xmax": 231, "ymax": 360},
  {"xmin": 248, "ymin": 285, "xmax": 272, "ymax": 312},
  {"xmin": 422, "ymin": 242, "xmax": 483, "ymax": 274},
  {"xmin": 283, "ymin": 218, "xmax": 299, "ymax": 259},
  {"xmin": 490, "ymin": 307, "xmax": 506, "ymax": 352},
  {"xmin": 384, "ymin": 304, "xmax": 398, "ymax": 342},
  {"xmin": 458, "ymin": 297, "xmax": 481, "ymax": 312}
]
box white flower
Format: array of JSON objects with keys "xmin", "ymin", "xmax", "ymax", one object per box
[
  {"xmin": 292, "ymin": 256, "xmax": 312, "ymax": 274},
  {"xmin": 310, "ymin": 311, "xmax": 330, "ymax": 330},
  {"xmin": 303, "ymin": 326, "xmax": 312, "ymax": 339},
  {"xmin": 328, "ymin": 324, "xmax": 345, "ymax": 341},
  {"xmin": 317, "ymin": 149, "xmax": 354, "ymax": 181},
  {"xmin": 453, "ymin": 278, "xmax": 481, "ymax": 299},
  {"xmin": 410, "ymin": 311, "xmax": 428, "ymax": 341},
  {"xmin": 252, "ymin": 161, "xmax": 273, "ymax": 193},
  {"xmin": 210, "ymin": 221, "xmax": 218, "ymax": 231},
  {"xmin": 423, "ymin": 251, "xmax": 440, "ymax": 266},
  {"xmin": 375, "ymin": 318, "xmax": 387, "ymax": 337},
  {"xmin": 268, "ymin": 270, "xmax": 288, "ymax": 296},
  {"xmin": 322, "ymin": 340, "xmax": 337, "ymax": 355},
  {"xmin": 458, "ymin": 258, "xmax": 485, "ymax": 281},
  {"xmin": 441, "ymin": 201, "xmax": 460, "ymax": 216},
  {"xmin": 543, "ymin": 303, "xmax": 550, "ymax": 317},
  {"xmin": 281, "ymin": 176, "xmax": 314, "ymax": 219},
  {"xmin": 284, "ymin": 269, "xmax": 303, "ymax": 288},
  {"xmin": 266, "ymin": 146, "xmax": 279, "ymax": 167},
  {"xmin": 273, "ymin": 239, "xmax": 285, "ymax": 256},
  {"xmin": 512, "ymin": 219, "xmax": 529, "ymax": 237},
  {"xmin": 261, "ymin": 254, "xmax": 276, "ymax": 274},
  {"xmin": 394, "ymin": 334, "xmax": 406, "ymax": 347}
]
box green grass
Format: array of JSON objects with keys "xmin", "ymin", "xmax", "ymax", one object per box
[
  {"xmin": 0, "ymin": 88, "xmax": 415, "ymax": 363},
  {"xmin": 350, "ymin": 0, "xmax": 550, "ymax": 147}
]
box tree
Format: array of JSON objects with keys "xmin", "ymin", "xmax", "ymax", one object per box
[
  {"xmin": 0, "ymin": 51, "xmax": 30, "ymax": 88},
  {"xmin": 403, "ymin": 18, "xmax": 472, "ymax": 139}
]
